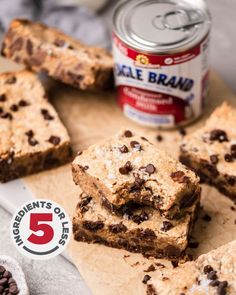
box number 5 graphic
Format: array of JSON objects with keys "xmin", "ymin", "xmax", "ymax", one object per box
[{"xmin": 28, "ymin": 213, "xmax": 54, "ymax": 245}]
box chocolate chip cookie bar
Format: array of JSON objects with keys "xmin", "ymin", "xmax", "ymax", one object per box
[
  {"xmin": 0, "ymin": 70, "xmax": 72, "ymax": 182},
  {"xmin": 72, "ymin": 130, "xmax": 200, "ymax": 220},
  {"xmin": 145, "ymin": 240, "xmax": 236, "ymax": 294},
  {"xmin": 73, "ymin": 191, "xmax": 200, "ymax": 259},
  {"xmin": 180, "ymin": 102, "xmax": 236, "ymax": 201},
  {"xmin": 1, "ymin": 19, "xmax": 113, "ymax": 90}
]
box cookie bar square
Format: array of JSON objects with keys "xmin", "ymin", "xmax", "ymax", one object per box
[
  {"xmin": 1, "ymin": 19, "xmax": 114, "ymax": 90},
  {"xmin": 0, "ymin": 70, "xmax": 72, "ymax": 182},
  {"xmin": 73, "ymin": 192, "xmax": 200, "ymax": 259},
  {"xmin": 180, "ymin": 102, "xmax": 236, "ymax": 201},
  {"xmin": 72, "ymin": 129, "xmax": 200, "ymax": 220},
  {"xmin": 145, "ymin": 240, "xmax": 236, "ymax": 294}
]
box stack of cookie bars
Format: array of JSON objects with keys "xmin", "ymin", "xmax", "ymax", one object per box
[{"xmin": 72, "ymin": 129, "xmax": 201, "ymax": 258}]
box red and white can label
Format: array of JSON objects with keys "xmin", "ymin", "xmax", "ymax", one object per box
[
  {"xmin": 113, "ymin": 34, "xmax": 210, "ymax": 127},
  {"xmin": 11, "ymin": 199, "xmax": 71, "ymax": 260}
]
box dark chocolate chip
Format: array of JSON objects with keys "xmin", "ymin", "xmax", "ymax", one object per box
[
  {"xmin": 18, "ymin": 100, "xmax": 29, "ymax": 107},
  {"xmin": 207, "ymin": 271, "xmax": 218, "ymax": 280},
  {"xmin": 0, "ymin": 266, "xmax": 5, "ymax": 275},
  {"xmin": 230, "ymin": 206, "xmax": 236, "ymax": 211},
  {"xmin": 178, "ymin": 127, "xmax": 187, "ymax": 136},
  {"xmin": 132, "ymin": 211, "xmax": 149, "ymax": 224},
  {"xmin": 119, "ymin": 145, "xmax": 129, "ymax": 153},
  {"xmin": 41, "ymin": 109, "xmax": 54, "ymax": 120},
  {"xmin": 26, "ymin": 39, "xmax": 33, "ymax": 55},
  {"xmin": 202, "ymin": 214, "xmax": 212, "ymax": 222},
  {"xmin": 230, "ymin": 144, "xmax": 236, "ymax": 158},
  {"xmin": 133, "ymin": 175, "xmax": 145, "ymax": 188},
  {"xmin": 203, "ymin": 265, "xmax": 214, "ymax": 274},
  {"xmin": 224, "ymin": 153, "xmax": 233, "ymax": 162},
  {"xmin": 144, "ymin": 264, "xmax": 156, "ymax": 272},
  {"xmin": 137, "ymin": 229, "xmax": 157, "ymax": 241},
  {"xmin": 54, "ymin": 39, "xmax": 66, "ymax": 47},
  {"xmin": 48, "ymin": 136, "xmax": 61, "ymax": 146},
  {"xmin": 171, "ymin": 171, "xmax": 190, "ymax": 183},
  {"xmin": 164, "ymin": 245, "xmax": 181, "ymax": 257},
  {"xmin": 0, "ymin": 94, "xmax": 6, "ymax": 102},
  {"xmin": 217, "ymin": 281, "xmax": 228, "ymax": 295},
  {"xmin": 78, "ymin": 196, "xmax": 92, "ymax": 213},
  {"xmin": 209, "ymin": 129, "xmax": 228, "ymax": 143},
  {"xmin": 25, "ymin": 130, "xmax": 34, "ymax": 137},
  {"xmin": 210, "ymin": 155, "xmax": 219, "ymax": 165},
  {"xmin": 141, "ymin": 136, "xmax": 148, "ymax": 141},
  {"xmin": 171, "ymin": 261, "xmax": 178, "ymax": 268},
  {"xmin": 0, "ymin": 112, "xmax": 12, "ymax": 120},
  {"xmin": 156, "ymin": 134, "xmax": 163, "ymax": 142},
  {"xmin": 10, "ymin": 104, "xmax": 18, "ymax": 112},
  {"xmin": 209, "ymin": 280, "xmax": 220, "ymax": 287},
  {"xmin": 119, "ymin": 161, "xmax": 132, "ymax": 175},
  {"xmin": 142, "ymin": 274, "xmax": 151, "ymax": 284},
  {"xmin": 145, "ymin": 164, "xmax": 156, "ymax": 175},
  {"xmin": 77, "ymin": 151, "xmax": 83, "ymax": 156},
  {"xmin": 225, "ymin": 175, "xmax": 236, "ymax": 186},
  {"xmin": 108, "ymin": 223, "xmax": 127, "ymax": 234},
  {"xmin": 28, "ymin": 137, "xmax": 38, "ymax": 146},
  {"xmin": 5, "ymin": 76, "xmax": 17, "ymax": 84},
  {"xmin": 0, "ymin": 278, "xmax": 7, "ymax": 285},
  {"xmin": 161, "ymin": 221, "xmax": 173, "ymax": 232},
  {"xmin": 82, "ymin": 220, "xmax": 104, "ymax": 232},
  {"xmin": 2, "ymin": 271, "xmax": 11, "ymax": 278},
  {"xmin": 130, "ymin": 141, "xmax": 142, "ymax": 151},
  {"xmin": 9, "ymin": 284, "xmax": 18, "ymax": 293},
  {"xmin": 124, "ymin": 130, "xmax": 132, "ymax": 138}
]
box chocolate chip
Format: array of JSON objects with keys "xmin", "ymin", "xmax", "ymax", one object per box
[
  {"xmin": 202, "ymin": 214, "xmax": 212, "ymax": 222},
  {"xmin": 210, "ymin": 129, "xmax": 228, "ymax": 143},
  {"xmin": 210, "ymin": 155, "xmax": 219, "ymax": 165},
  {"xmin": 141, "ymin": 136, "xmax": 148, "ymax": 141},
  {"xmin": 25, "ymin": 130, "xmax": 34, "ymax": 137},
  {"xmin": 124, "ymin": 130, "xmax": 132, "ymax": 137},
  {"xmin": 28, "ymin": 137, "xmax": 38, "ymax": 146},
  {"xmin": 230, "ymin": 206, "xmax": 236, "ymax": 211},
  {"xmin": 137, "ymin": 229, "xmax": 157, "ymax": 241},
  {"xmin": 130, "ymin": 141, "xmax": 142, "ymax": 151},
  {"xmin": 78, "ymin": 196, "xmax": 92, "ymax": 213},
  {"xmin": 108, "ymin": 223, "xmax": 127, "ymax": 234},
  {"xmin": 225, "ymin": 175, "xmax": 236, "ymax": 186},
  {"xmin": 119, "ymin": 145, "xmax": 129, "ymax": 153},
  {"xmin": 156, "ymin": 134, "xmax": 163, "ymax": 142},
  {"xmin": 209, "ymin": 280, "xmax": 220, "ymax": 287},
  {"xmin": 224, "ymin": 153, "xmax": 233, "ymax": 162},
  {"xmin": 207, "ymin": 271, "xmax": 218, "ymax": 280},
  {"xmin": 0, "ymin": 94, "xmax": 6, "ymax": 102},
  {"xmin": 41, "ymin": 109, "xmax": 54, "ymax": 120},
  {"xmin": 133, "ymin": 175, "xmax": 145, "ymax": 188},
  {"xmin": 217, "ymin": 281, "xmax": 228, "ymax": 295},
  {"xmin": 145, "ymin": 164, "xmax": 156, "ymax": 175},
  {"xmin": 54, "ymin": 39, "xmax": 66, "ymax": 47},
  {"xmin": 10, "ymin": 104, "xmax": 18, "ymax": 112},
  {"xmin": 0, "ymin": 266, "xmax": 5, "ymax": 275},
  {"xmin": 48, "ymin": 136, "xmax": 61, "ymax": 146},
  {"xmin": 18, "ymin": 100, "xmax": 29, "ymax": 107},
  {"xmin": 0, "ymin": 112, "xmax": 12, "ymax": 120},
  {"xmin": 203, "ymin": 265, "xmax": 213, "ymax": 274},
  {"xmin": 132, "ymin": 211, "xmax": 149, "ymax": 224},
  {"xmin": 171, "ymin": 171, "xmax": 190, "ymax": 183},
  {"xmin": 82, "ymin": 220, "xmax": 104, "ymax": 232},
  {"xmin": 5, "ymin": 76, "xmax": 17, "ymax": 84},
  {"xmin": 26, "ymin": 39, "xmax": 33, "ymax": 55},
  {"xmin": 161, "ymin": 221, "xmax": 173, "ymax": 232},
  {"xmin": 77, "ymin": 151, "xmax": 83, "ymax": 156},
  {"xmin": 0, "ymin": 278, "xmax": 8, "ymax": 285},
  {"xmin": 178, "ymin": 127, "xmax": 187, "ymax": 136},
  {"xmin": 230, "ymin": 144, "xmax": 236, "ymax": 157},
  {"xmin": 144, "ymin": 264, "xmax": 156, "ymax": 272},
  {"xmin": 171, "ymin": 261, "xmax": 178, "ymax": 268},
  {"xmin": 119, "ymin": 161, "xmax": 132, "ymax": 175},
  {"xmin": 142, "ymin": 274, "xmax": 151, "ymax": 284},
  {"xmin": 0, "ymin": 107, "xmax": 3, "ymax": 114}
]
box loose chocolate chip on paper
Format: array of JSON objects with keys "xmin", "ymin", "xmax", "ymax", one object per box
[
  {"xmin": 161, "ymin": 221, "xmax": 173, "ymax": 232},
  {"xmin": 210, "ymin": 129, "xmax": 228, "ymax": 143},
  {"xmin": 48, "ymin": 136, "xmax": 61, "ymax": 146},
  {"xmin": 210, "ymin": 154, "xmax": 219, "ymax": 165},
  {"xmin": 142, "ymin": 274, "xmax": 151, "ymax": 284},
  {"xmin": 0, "ymin": 94, "xmax": 6, "ymax": 102},
  {"xmin": 5, "ymin": 76, "xmax": 17, "ymax": 84},
  {"xmin": 124, "ymin": 130, "xmax": 133, "ymax": 137},
  {"xmin": 119, "ymin": 145, "xmax": 129, "ymax": 153}
]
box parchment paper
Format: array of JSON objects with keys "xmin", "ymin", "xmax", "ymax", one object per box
[{"xmin": 1, "ymin": 57, "xmax": 235, "ymax": 295}]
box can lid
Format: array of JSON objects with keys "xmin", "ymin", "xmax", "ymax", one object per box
[{"xmin": 113, "ymin": 0, "xmax": 211, "ymax": 54}]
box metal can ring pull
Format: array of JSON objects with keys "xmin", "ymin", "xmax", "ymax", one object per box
[{"xmin": 163, "ymin": 9, "xmax": 205, "ymax": 30}]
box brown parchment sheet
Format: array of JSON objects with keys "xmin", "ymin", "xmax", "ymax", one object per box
[{"xmin": 1, "ymin": 58, "xmax": 236, "ymax": 295}]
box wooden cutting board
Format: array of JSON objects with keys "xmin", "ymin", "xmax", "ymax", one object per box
[{"xmin": 1, "ymin": 57, "xmax": 236, "ymax": 295}]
